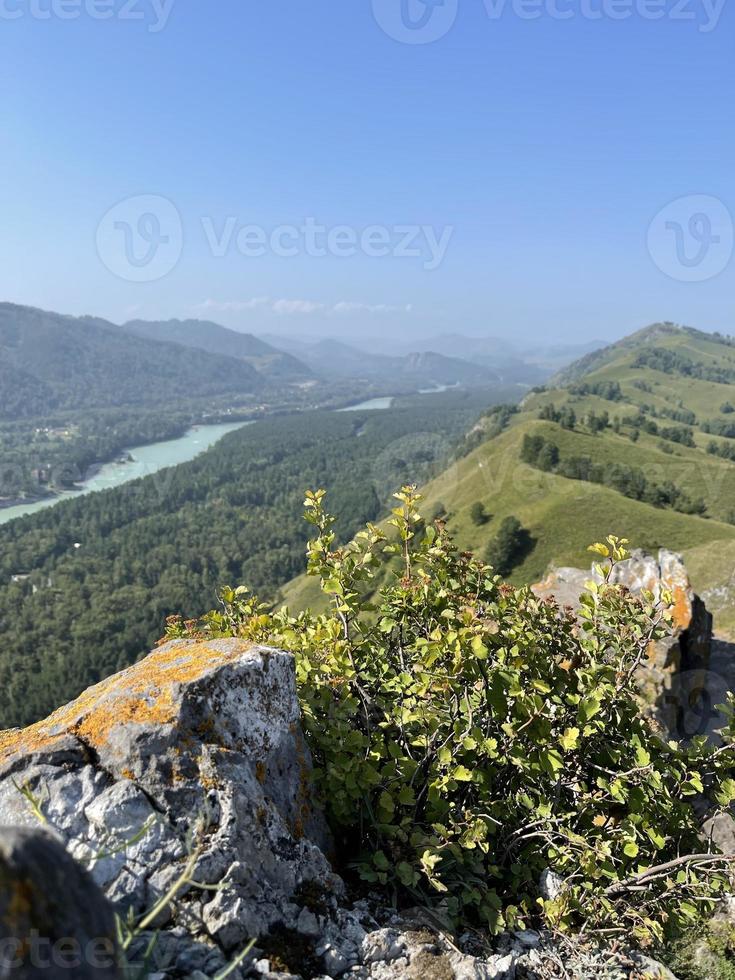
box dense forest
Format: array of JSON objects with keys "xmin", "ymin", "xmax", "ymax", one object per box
[{"xmin": 0, "ymin": 388, "xmax": 510, "ymax": 728}]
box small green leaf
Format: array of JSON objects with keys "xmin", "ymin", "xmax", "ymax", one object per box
[
  {"xmin": 397, "ymin": 862, "xmax": 416, "ymax": 886},
  {"xmin": 398, "ymin": 785, "xmax": 416, "ymax": 806},
  {"xmin": 453, "ymin": 766, "xmax": 474, "ymax": 782},
  {"xmin": 539, "ymin": 749, "xmax": 565, "ymax": 776},
  {"xmin": 471, "ymin": 636, "xmax": 489, "ymax": 660},
  {"xmin": 373, "ymin": 851, "xmax": 390, "ymax": 871},
  {"xmin": 715, "ymin": 777, "xmax": 735, "ymax": 807},
  {"xmin": 559, "ymin": 727, "xmax": 580, "ymax": 752}
]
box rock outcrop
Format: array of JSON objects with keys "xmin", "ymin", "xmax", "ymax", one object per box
[
  {"xmin": 0, "ymin": 639, "xmax": 339, "ymax": 976},
  {"xmin": 0, "ymin": 638, "xmax": 682, "ymax": 979},
  {"xmin": 533, "ymin": 549, "xmax": 713, "ymax": 733}
]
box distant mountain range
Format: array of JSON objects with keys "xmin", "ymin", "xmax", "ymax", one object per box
[
  {"xmin": 259, "ymin": 335, "xmax": 504, "ymax": 386},
  {"xmin": 263, "ymin": 332, "xmax": 604, "ymax": 384},
  {"xmin": 284, "ymin": 338, "xmax": 498, "ymax": 385},
  {"xmin": 122, "ymin": 318, "xmax": 314, "ymax": 383},
  {"xmin": 0, "ymin": 303, "xmax": 607, "ymax": 423},
  {"xmin": 121, "ymin": 319, "xmax": 511, "ymax": 388}
]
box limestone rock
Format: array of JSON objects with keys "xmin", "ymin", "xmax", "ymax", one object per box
[
  {"xmin": 0, "ymin": 825, "xmax": 119, "ymax": 979},
  {"xmin": 538, "ymin": 868, "xmax": 564, "ymax": 902},
  {"xmin": 629, "ymin": 953, "xmax": 679, "ymax": 979},
  {"xmin": 533, "ymin": 548, "xmax": 712, "ymax": 732},
  {"xmin": 347, "ymin": 924, "xmax": 518, "ymax": 979},
  {"xmin": 0, "ymin": 639, "xmax": 340, "ymax": 973}
]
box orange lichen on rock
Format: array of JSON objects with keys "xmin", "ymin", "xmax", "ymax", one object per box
[
  {"xmin": 0, "ymin": 640, "xmax": 255, "ymax": 768},
  {"xmin": 668, "ymin": 582, "xmax": 693, "ymax": 631}
]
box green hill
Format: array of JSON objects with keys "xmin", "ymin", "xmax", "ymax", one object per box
[{"xmin": 282, "ymin": 323, "xmax": 735, "ymax": 636}]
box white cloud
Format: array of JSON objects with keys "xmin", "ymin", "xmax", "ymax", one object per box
[
  {"xmin": 331, "ymin": 302, "xmax": 413, "ymax": 315},
  {"xmin": 196, "ymin": 297, "xmax": 270, "ymax": 313},
  {"xmin": 272, "ymin": 298, "xmax": 325, "ymax": 315},
  {"xmin": 195, "ymin": 298, "xmax": 413, "ymax": 317}
]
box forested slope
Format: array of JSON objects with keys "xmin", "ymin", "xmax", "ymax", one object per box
[
  {"xmin": 0, "ymin": 304, "xmax": 263, "ymax": 418},
  {"xmin": 122, "ymin": 318, "xmax": 314, "ymax": 382},
  {"xmin": 0, "ymin": 388, "xmax": 506, "ymax": 727}
]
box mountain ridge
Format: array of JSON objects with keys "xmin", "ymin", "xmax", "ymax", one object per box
[
  {"xmin": 259, "ymin": 335, "xmax": 502, "ymax": 386},
  {"xmin": 0, "ymin": 303, "xmax": 264, "ymax": 418},
  {"xmin": 122, "ymin": 317, "xmax": 314, "ymax": 382},
  {"xmin": 550, "ymin": 322, "xmax": 723, "ymax": 385}
]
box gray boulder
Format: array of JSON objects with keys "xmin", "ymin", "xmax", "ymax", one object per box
[
  {"xmin": 0, "ymin": 639, "xmax": 340, "ymax": 974},
  {"xmin": 0, "ymin": 825, "xmax": 119, "ymax": 979}
]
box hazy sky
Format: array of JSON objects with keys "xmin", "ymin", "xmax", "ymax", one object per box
[{"xmin": 1, "ymin": 0, "xmax": 732, "ymax": 345}]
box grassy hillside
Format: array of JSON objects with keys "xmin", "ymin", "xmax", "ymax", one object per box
[{"xmin": 282, "ymin": 323, "xmax": 735, "ymax": 636}]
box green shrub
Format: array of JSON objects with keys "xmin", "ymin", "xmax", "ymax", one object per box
[
  {"xmin": 170, "ymin": 489, "xmax": 735, "ymax": 946},
  {"xmin": 469, "ymin": 501, "xmax": 489, "ymax": 526},
  {"xmin": 522, "ymin": 433, "xmax": 706, "ymax": 515}
]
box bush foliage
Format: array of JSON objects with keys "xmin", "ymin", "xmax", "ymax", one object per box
[{"xmin": 170, "ymin": 488, "xmax": 735, "ymax": 945}]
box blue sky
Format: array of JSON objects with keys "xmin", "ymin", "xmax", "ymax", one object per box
[{"xmin": 0, "ymin": 0, "xmax": 732, "ymax": 346}]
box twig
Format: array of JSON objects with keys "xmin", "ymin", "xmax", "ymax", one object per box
[{"xmin": 605, "ymin": 852, "xmax": 735, "ymax": 895}]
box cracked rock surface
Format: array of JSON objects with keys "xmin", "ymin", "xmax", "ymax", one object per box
[{"xmin": 0, "ymin": 639, "xmax": 339, "ymax": 975}]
